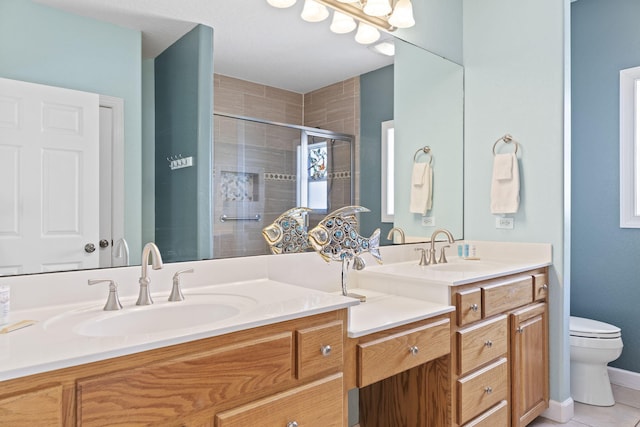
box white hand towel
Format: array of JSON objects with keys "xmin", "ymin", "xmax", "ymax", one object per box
[
  {"xmin": 410, "ymin": 163, "xmax": 432, "ymax": 215},
  {"xmin": 491, "ymin": 153, "xmax": 519, "ymax": 214}
]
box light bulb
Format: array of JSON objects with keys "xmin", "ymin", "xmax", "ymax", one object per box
[
  {"xmin": 354, "ymin": 22, "xmax": 380, "ymax": 45},
  {"xmin": 363, "ymin": 0, "xmax": 391, "ymax": 17},
  {"xmin": 388, "ymin": 0, "xmax": 415, "ymax": 28},
  {"xmin": 330, "ymin": 11, "xmax": 357, "ymax": 34},
  {"xmin": 266, "ymin": 0, "xmax": 297, "ymax": 8},
  {"xmin": 301, "ymin": 0, "xmax": 329, "ymax": 22}
]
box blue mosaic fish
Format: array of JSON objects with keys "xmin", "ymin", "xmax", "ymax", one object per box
[
  {"xmin": 262, "ymin": 207, "xmax": 312, "ymax": 255},
  {"xmin": 308, "ymin": 206, "xmax": 382, "ymax": 267}
]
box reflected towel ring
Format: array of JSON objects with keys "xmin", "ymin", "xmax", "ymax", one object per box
[
  {"xmin": 413, "ymin": 146, "xmax": 433, "ymax": 165},
  {"xmin": 492, "ymin": 134, "xmax": 519, "ymax": 155}
]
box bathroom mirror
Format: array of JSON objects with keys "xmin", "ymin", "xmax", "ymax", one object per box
[{"xmin": 0, "ymin": 0, "xmax": 463, "ymax": 276}]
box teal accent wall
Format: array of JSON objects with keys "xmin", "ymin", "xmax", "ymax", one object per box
[
  {"xmin": 154, "ymin": 25, "xmax": 213, "ymax": 262},
  {"xmin": 572, "ymin": 0, "xmax": 640, "ymax": 373},
  {"xmin": 0, "ymin": 0, "xmax": 142, "ymax": 264},
  {"xmin": 359, "ymin": 65, "xmax": 394, "ymax": 243}
]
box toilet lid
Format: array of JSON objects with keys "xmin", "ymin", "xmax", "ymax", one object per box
[{"xmin": 570, "ymin": 316, "xmax": 621, "ymax": 339}]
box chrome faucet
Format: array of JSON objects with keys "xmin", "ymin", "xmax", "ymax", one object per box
[
  {"xmin": 427, "ymin": 229, "xmax": 455, "ymax": 265},
  {"xmin": 136, "ymin": 242, "xmax": 164, "ymax": 305},
  {"xmin": 386, "ymin": 227, "xmax": 406, "ymax": 244}
]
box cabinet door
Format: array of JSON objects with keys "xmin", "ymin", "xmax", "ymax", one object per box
[
  {"xmin": 0, "ymin": 384, "xmax": 65, "ymax": 426},
  {"xmin": 511, "ymin": 303, "xmax": 548, "ymax": 427}
]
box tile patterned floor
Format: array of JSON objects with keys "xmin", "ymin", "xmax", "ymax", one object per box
[{"xmin": 530, "ymin": 385, "xmax": 640, "ymax": 427}]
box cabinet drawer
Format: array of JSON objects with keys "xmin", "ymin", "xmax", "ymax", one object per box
[
  {"xmin": 0, "ymin": 384, "xmax": 64, "ymax": 426},
  {"xmin": 296, "ymin": 320, "xmax": 343, "ymax": 379},
  {"xmin": 482, "ymin": 276, "xmax": 533, "ymax": 317},
  {"xmin": 357, "ymin": 318, "xmax": 450, "ymax": 387},
  {"xmin": 456, "ymin": 288, "xmax": 482, "ymax": 326},
  {"xmin": 457, "ymin": 315, "xmax": 508, "ymax": 375},
  {"xmin": 533, "ymin": 273, "xmax": 548, "ymax": 301},
  {"xmin": 215, "ymin": 373, "xmax": 343, "ymax": 427},
  {"xmin": 77, "ymin": 332, "xmax": 293, "ymax": 426},
  {"xmin": 462, "ymin": 400, "xmax": 508, "ymax": 427},
  {"xmin": 457, "ymin": 357, "xmax": 508, "ymax": 425}
]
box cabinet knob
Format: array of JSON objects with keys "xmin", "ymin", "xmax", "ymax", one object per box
[
  {"xmin": 484, "ymin": 386, "xmax": 493, "ymax": 394},
  {"xmin": 484, "ymin": 340, "xmax": 493, "ymax": 348},
  {"xmin": 542, "ymin": 284, "xmax": 548, "ymax": 290},
  {"xmin": 516, "ymin": 326, "xmax": 524, "ymax": 334},
  {"xmin": 409, "ymin": 345, "xmax": 419, "ymax": 356},
  {"xmin": 320, "ymin": 344, "xmax": 332, "ymax": 357},
  {"xmin": 470, "ymin": 303, "xmax": 479, "ymax": 312},
  {"xmin": 287, "ymin": 422, "xmax": 299, "ymax": 427}
]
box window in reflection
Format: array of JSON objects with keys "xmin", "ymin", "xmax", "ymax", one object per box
[{"xmin": 381, "ymin": 120, "xmax": 395, "ymax": 223}]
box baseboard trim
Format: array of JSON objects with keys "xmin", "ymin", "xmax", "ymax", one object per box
[
  {"xmin": 608, "ymin": 367, "xmax": 640, "ymax": 391},
  {"xmin": 542, "ymin": 397, "xmax": 574, "ymax": 423}
]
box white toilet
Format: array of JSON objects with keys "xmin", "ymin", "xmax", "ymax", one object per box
[{"xmin": 569, "ymin": 316, "xmax": 623, "ymax": 406}]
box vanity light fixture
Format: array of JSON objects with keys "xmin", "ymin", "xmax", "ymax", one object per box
[
  {"xmin": 301, "ymin": 0, "xmax": 330, "ymax": 22},
  {"xmin": 354, "ymin": 22, "xmax": 380, "ymax": 44},
  {"xmin": 329, "ymin": 10, "xmax": 357, "ymax": 34},
  {"xmin": 266, "ymin": 0, "xmax": 415, "ymax": 44}
]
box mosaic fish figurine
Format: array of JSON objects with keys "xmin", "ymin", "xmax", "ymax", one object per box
[
  {"xmin": 308, "ymin": 206, "xmax": 382, "ymax": 267},
  {"xmin": 262, "ymin": 207, "xmax": 312, "ymax": 255}
]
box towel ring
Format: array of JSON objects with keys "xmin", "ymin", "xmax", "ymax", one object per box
[
  {"xmin": 413, "ymin": 146, "xmax": 433, "ymax": 165},
  {"xmin": 492, "ymin": 134, "xmax": 519, "ymax": 155}
]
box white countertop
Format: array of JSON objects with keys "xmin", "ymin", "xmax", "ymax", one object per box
[
  {"xmin": 0, "ymin": 279, "xmax": 358, "ymax": 382},
  {"xmin": 0, "ymin": 240, "xmax": 552, "ymax": 383},
  {"xmin": 343, "ymin": 288, "xmax": 454, "ymax": 338}
]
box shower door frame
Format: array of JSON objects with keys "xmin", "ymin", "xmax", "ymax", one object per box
[{"xmin": 213, "ymin": 112, "xmax": 355, "ymax": 213}]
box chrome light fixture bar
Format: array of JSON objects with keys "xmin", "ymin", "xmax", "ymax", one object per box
[{"xmin": 315, "ymin": 0, "xmax": 395, "ymax": 31}]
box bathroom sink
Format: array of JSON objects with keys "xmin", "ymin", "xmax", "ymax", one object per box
[{"xmin": 43, "ymin": 293, "xmax": 257, "ymax": 337}]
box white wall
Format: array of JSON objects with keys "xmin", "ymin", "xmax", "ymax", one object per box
[{"xmin": 463, "ymin": 0, "xmax": 570, "ymax": 411}]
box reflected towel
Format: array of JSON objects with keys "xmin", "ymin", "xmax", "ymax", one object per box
[
  {"xmin": 409, "ymin": 162, "xmax": 432, "ymax": 215},
  {"xmin": 491, "ymin": 153, "xmax": 519, "ymax": 214}
]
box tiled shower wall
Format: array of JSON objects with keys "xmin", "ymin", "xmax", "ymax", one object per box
[{"xmin": 213, "ymin": 73, "xmax": 360, "ymax": 258}]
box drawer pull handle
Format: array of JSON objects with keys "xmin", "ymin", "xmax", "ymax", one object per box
[
  {"xmin": 287, "ymin": 422, "xmax": 299, "ymax": 427},
  {"xmin": 470, "ymin": 303, "xmax": 479, "ymax": 312},
  {"xmin": 409, "ymin": 345, "xmax": 419, "ymax": 355},
  {"xmin": 320, "ymin": 344, "xmax": 332, "ymax": 357},
  {"xmin": 484, "ymin": 386, "xmax": 493, "ymax": 394},
  {"xmin": 484, "ymin": 340, "xmax": 493, "ymax": 348}
]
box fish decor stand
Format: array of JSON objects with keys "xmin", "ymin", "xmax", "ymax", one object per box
[{"xmin": 307, "ymin": 205, "xmax": 383, "ymax": 303}]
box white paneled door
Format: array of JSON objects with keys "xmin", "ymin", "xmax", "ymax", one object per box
[{"xmin": 0, "ymin": 77, "xmax": 99, "ymax": 275}]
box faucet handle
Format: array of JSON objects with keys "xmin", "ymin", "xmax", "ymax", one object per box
[
  {"xmin": 415, "ymin": 248, "xmax": 428, "ymax": 266},
  {"xmin": 169, "ymin": 268, "xmax": 194, "ymax": 302},
  {"xmin": 438, "ymin": 245, "xmax": 450, "ymax": 264},
  {"xmin": 88, "ymin": 279, "xmax": 123, "ymax": 311}
]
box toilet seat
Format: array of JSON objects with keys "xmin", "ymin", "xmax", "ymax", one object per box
[{"xmin": 570, "ymin": 316, "xmax": 621, "ymax": 339}]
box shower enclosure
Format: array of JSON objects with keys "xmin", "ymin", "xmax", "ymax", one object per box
[{"xmin": 213, "ymin": 113, "xmax": 354, "ymax": 258}]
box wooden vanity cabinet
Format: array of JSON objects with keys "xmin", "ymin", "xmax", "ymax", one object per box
[
  {"xmin": 451, "ymin": 268, "xmax": 549, "ymax": 427},
  {"xmin": 0, "ymin": 309, "xmax": 347, "ymax": 427},
  {"xmin": 348, "ymin": 312, "xmax": 453, "ymax": 427}
]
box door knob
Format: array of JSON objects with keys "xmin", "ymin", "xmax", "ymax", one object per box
[{"xmin": 84, "ymin": 243, "xmax": 96, "ymax": 253}]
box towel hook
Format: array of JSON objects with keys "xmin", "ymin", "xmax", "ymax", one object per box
[
  {"xmin": 413, "ymin": 146, "xmax": 433, "ymax": 165},
  {"xmin": 492, "ymin": 134, "xmax": 519, "ymax": 156}
]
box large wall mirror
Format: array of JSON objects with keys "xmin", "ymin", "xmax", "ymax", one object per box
[{"xmin": 0, "ymin": 0, "xmax": 463, "ymax": 276}]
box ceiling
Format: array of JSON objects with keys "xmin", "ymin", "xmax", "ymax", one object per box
[{"xmin": 34, "ymin": 0, "xmax": 394, "ymax": 93}]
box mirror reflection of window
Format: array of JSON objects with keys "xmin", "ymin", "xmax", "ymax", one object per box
[
  {"xmin": 381, "ymin": 120, "xmax": 395, "ymax": 222},
  {"xmin": 297, "ymin": 138, "xmax": 329, "ymax": 213}
]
